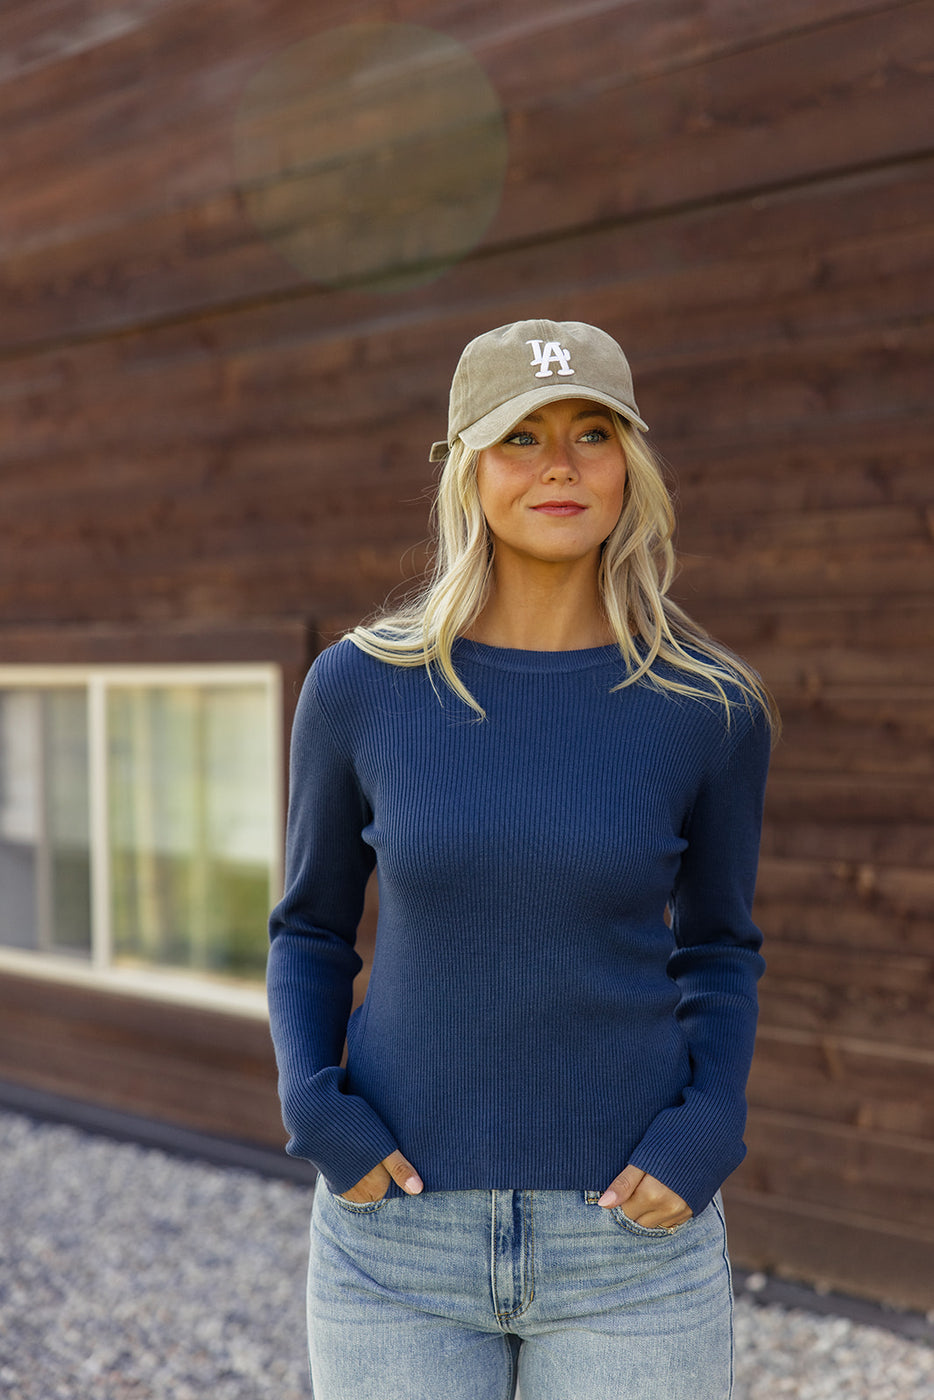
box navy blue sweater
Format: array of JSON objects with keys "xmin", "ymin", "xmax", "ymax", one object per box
[{"xmin": 267, "ymin": 637, "xmax": 770, "ymax": 1216}]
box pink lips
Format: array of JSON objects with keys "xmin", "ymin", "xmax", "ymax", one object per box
[{"xmin": 531, "ymin": 500, "xmax": 586, "ymax": 516}]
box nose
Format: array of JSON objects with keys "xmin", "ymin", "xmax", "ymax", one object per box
[{"xmin": 542, "ymin": 437, "xmax": 579, "ymax": 481}]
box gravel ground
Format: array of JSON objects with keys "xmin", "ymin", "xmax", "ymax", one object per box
[{"xmin": 0, "ymin": 1109, "xmax": 930, "ymax": 1400}]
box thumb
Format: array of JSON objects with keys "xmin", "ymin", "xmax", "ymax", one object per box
[
  {"xmin": 598, "ymin": 1164, "xmax": 644, "ymax": 1209},
  {"xmin": 383, "ymin": 1150, "xmax": 423, "ymax": 1195}
]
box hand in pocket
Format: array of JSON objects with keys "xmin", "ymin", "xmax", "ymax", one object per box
[{"xmin": 339, "ymin": 1150, "xmax": 424, "ymax": 1203}]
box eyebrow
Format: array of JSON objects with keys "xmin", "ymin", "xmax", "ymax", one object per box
[{"xmin": 522, "ymin": 407, "xmax": 613, "ymax": 423}]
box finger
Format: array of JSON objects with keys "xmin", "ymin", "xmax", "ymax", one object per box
[
  {"xmin": 628, "ymin": 1198, "xmax": 693, "ymax": 1229},
  {"xmin": 597, "ymin": 1164, "xmax": 644, "ymax": 1209},
  {"xmin": 618, "ymin": 1172, "xmax": 692, "ymax": 1227},
  {"xmin": 383, "ymin": 1149, "xmax": 423, "ymax": 1194},
  {"xmin": 338, "ymin": 1162, "xmax": 392, "ymax": 1203}
]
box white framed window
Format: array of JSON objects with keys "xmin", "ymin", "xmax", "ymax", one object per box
[{"xmin": 0, "ymin": 665, "xmax": 282, "ymax": 1013}]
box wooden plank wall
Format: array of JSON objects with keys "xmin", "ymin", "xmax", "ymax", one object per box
[
  {"xmin": 0, "ymin": 0, "xmax": 931, "ymax": 1307},
  {"xmin": 0, "ymin": 970, "xmax": 286, "ymax": 1146}
]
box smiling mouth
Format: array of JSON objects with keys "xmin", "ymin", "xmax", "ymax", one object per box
[{"xmin": 531, "ymin": 502, "xmax": 586, "ymax": 516}]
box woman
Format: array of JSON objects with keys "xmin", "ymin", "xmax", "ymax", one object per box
[{"xmin": 267, "ymin": 318, "xmax": 779, "ymax": 1399}]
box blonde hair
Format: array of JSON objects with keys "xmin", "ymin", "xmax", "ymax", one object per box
[{"xmin": 349, "ymin": 417, "xmax": 780, "ymax": 738}]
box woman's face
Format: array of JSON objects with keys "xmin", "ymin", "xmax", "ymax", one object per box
[{"xmin": 475, "ymin": 398, "xmax": 627, "ymax": 570}]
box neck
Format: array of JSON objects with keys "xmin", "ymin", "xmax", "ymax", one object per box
[{"xmin": 467, "ymin": 555, "xmax": 613, "ymax": 651}]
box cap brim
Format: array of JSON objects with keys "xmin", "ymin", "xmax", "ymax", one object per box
[{"xmin": 458, "ymin": 385, "xmax": 648, "ymax": 451}]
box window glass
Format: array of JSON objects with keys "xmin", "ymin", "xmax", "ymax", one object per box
[
  {"xmin": 45, "ymin": 690, "xmax": 92, "ymax": 954},
  {"xmin": 0, "ymin": 671, "xmax": 277, "ymax": 987},
  {"xmin": 0, "ymin": 690, "xmax": 42, "ymax": 949},
  {"xmin": 0, "ymin": 689, "xmax": 90, "ymax": 955},
  {"xmin": 107, "ymin": 684, "xmax": 273, "ymax": 979}
]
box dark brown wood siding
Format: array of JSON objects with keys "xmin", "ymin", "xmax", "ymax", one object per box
[{"xmin": 0, "ymin": 0, "xmax": 931, "ymax": 1309}]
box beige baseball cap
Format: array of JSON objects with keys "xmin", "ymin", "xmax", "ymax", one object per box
[{"xmin": 428, "ymin": 318, "xmax": 648, "ymax": 462}]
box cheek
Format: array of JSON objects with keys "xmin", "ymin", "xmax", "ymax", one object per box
[
  {"xmin": 474, "ymin": 458, "xmax": 496, "ymax": 514},
  {"xmin": 603, "ymin": 471, "xmax": 627, "ymax": 524},
  {"xmin": 475, "ymin": 479, "xmax": 499, "ymax": 532},
  {"xmin": 476, "ymin": 460, "xmax": 523, "ymax": 524}
]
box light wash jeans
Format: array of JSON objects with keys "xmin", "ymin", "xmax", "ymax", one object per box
[{"xmin": 307, "ymin": 1182, "xmax": 734, "ymax": 1399}]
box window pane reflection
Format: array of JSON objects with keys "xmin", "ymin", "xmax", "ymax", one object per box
[
  {"xmin": 0, "ymin": 689, "xmax": 91, "ymax": 955},
  {"xmin": 107, "ymin": 684, "xmax": 273, "ymax": 979}
]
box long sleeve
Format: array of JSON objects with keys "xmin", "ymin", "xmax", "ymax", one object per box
[
  {"xmin": 266, "ymin": 665, "xmax": 399, "ymax": 1191},
  {"xmin": 266, "ymin": 637, "xmax": 772, "ymax": 1207},
  {"xmin": 625, "ymin": 707, "xmax": 771, "ymax": 1215}
]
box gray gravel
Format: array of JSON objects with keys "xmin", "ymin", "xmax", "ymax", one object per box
[{"xmin": 0, "ymin": 1109, "xmax": 930, "ymax": 1400}]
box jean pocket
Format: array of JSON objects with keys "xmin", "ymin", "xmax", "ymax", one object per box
[
  {"xmin": 324, "ymin": 1181, "xmax": 389, "ymax": 1214},
  {"xmin": 582, "ymin": 1190, "xmax": 694, "ymax": 1239},
  {"xmin": 609, "ymin": 1207, "xmax": 694, "ymax": 1239}
]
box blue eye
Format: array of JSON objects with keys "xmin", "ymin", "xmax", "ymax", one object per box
[
  {"xmin": 503, "ymin": 431, "xmax": 536, "ymax": 446},
  {"xmin": 581, "ymin": 427, "xmax": 611, "ymax": 443}
]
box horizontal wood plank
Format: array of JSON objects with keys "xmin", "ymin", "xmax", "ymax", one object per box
[
  {"xmin": 0, "ymin": 620, "xmax": 313, "ymax": 666},
  {"xmin": 760, "ymin": 821, "xmax": 934, "ymax": 869},
  {"xmin": 494, "ymin": 4, "xmax": 934, "ymax": 241},
  {"xmin": 739, "ymin": 1110, "xmax": 934, "ymax": 1225},
  {"xmin": 756, "ymin": 859, "xmax": 934, "ymax": 954},
  {"xmin": 748, "ymin": 1029, "xmax": 934, "ymax": 1138},
  {"xmin": 758, "ymin": 942, "xmax": 934, "ymax": 1046},
  {"xmin": 722, "ymin": 1185, "xmax": 934, "ymax": 1311},
  {"xmin": 0, "ymin": 7, "xmax": 931, "ymax": 347},
  {"xmin": 0, "ymin": 970, "xmax": 285, "ymax": 1143}
]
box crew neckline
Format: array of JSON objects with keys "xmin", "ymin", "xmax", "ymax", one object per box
[{"xmin": 452, "ymin": 636, "xmax": 631, "ymax": 673}]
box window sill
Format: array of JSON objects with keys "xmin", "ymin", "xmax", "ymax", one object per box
[{"xmin": 0, "ymin": 946, "xmax": 268, "ymax": 1019}]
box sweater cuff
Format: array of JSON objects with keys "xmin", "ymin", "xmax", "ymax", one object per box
[
  {"xmin": 625, "ymin": 1089, "xmax": 748, "ymax": 1217},
  {"xmin": 280, "ymin": 1066, "xmax": 400, "ymax": 1193}
]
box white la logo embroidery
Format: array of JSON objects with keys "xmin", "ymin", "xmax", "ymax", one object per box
[{"xmin": 526, "ymin": 339, "xmax": 575, "ymax": 378}]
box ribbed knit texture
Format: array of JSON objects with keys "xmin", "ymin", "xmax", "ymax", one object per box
[{"xmin": 267, "ymin": 637, "xmax": 770, "ymax": 1217}]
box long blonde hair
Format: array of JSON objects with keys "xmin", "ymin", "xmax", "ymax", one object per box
[{"xmin": 349, "ymin": 417, "xmax": 780, "ymax": 738}]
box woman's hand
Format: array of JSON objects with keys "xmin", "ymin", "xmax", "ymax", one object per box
[
  {"xmin": 338, "ymin": 1150, "xmax": 424, "ymax": 1204},
  {"xmin": 597, "ymin": 1165, "xmax": 692, "ymax": 1230}
]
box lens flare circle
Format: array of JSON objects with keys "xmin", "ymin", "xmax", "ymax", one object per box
[{"xmin": 234, "ymin": 23, "xmax": 508, "ymax": 292}]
